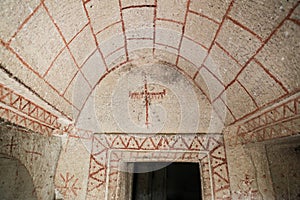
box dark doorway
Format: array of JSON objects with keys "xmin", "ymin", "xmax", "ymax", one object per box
[{"xmin": 131, "ymin": 162, "xmax": 202, "ymax": 200}]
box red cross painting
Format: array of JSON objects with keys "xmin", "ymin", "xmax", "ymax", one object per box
[{"xmin": 129, "ymin": 79, "xmax": 166, "ymax": 128}]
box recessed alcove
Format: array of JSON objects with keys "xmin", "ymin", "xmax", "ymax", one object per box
[
  {"xmin": 266, "ymin": 135, "xmax": 300, "ymax": 199},
  {"xmin": 0, "ymin": 154, "xmax": 37, "ymax": 200}
]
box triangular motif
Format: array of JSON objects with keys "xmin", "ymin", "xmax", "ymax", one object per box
[
  {"xmin": 210, "ymin": 145, "xmax": 226, "ymax": 160},
  {"xmin": 198, "ymin": 136, "xmax": 209, "ymax": 151},
  {"xmin": 0, "ymin": 108, "xmax": 9, "ymax": 118},
  {"xmin": 93, "ymin": 136, "xmax": 109, "ymax": 151},
  {"xmin": 104, "ymin": 135, "xmax": 117, "ymax": 148},
  {"xmin": 149, "ymin": 136, "xmax": 163, "ymax": 149},
  {"xmin": 213, "ymin": 172, "xmax": 230, "ymax": 193},
  {"xmin": 10, "ymin": 94, "xmax": 20, "ymax": 108},
  {"xmin": 206, "ymin": 137, "xmax": 221, "ymax": 151},
  {"xmin": 140, "ymin": 137, "xmax": 155, "ymax": 150},
  {"xmin": 258, "ymin": 115, "xmax": 266, "ymax": 126},
  {"xmin": 1, "ymin": 89, "xmax": 12, "ymax": 104},
  {"xmin": 158, "ymin": 136, "xmax": 170, "ymax": 150},
  {"xmin": 171, "ymin": 137, "xmax": 189, "ymax": 149},
  {"xmin": 184, "ymin": 135, "xmax": 197, "ymax": 149},
  {"xmin": 126, "ymin": 136, "xmax": 139, "ymax": 149},
  {"xmin": 284, "ymin": 101, "xmax": 296, "ymax": 118},
  {"xmin": 89, "ymin": 156, "xmax": 106, "ymax": 184}
]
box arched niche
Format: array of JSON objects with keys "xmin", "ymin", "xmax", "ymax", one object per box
[{"xmin": 0, "ymin": 153, "xmax": 37, "ymax": 200}]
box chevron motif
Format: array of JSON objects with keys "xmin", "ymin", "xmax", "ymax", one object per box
[
  {"xmin": 0, "ymin": 84, "xmax": 61, "ymax": 129},
  {"xmin": 86, "ymin": 133, "xmax": 231, "ymax": 199},
  {"xmin": 0, "ymin": 107, "xmax": 53, "ymax": 135},
  {"xmin": 228, "ymin": 96, "xmax": 300, "ymax": 146}
]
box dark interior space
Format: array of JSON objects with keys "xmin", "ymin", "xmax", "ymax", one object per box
[
  {"xmin": 132, "ymin": 162, "xmax": 202, "ymax": 200},
  {"xmin": 266, "ymin": 136, "xmax": 300, "ymax": 200}
]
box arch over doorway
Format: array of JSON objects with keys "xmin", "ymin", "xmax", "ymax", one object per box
[{"xmin": 0, "ymin": 153, "xmax": 37, "ymax": 200}]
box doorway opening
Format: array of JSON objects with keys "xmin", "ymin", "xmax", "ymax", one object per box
[
  {"xmin": 131, "ymin": 162, "xmax": 202, "ymax": 200},
  {"xmin": 0, "ymin": 153, "xmax": 37, "ymax": 200}
]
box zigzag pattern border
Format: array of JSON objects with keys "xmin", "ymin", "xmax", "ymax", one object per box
[
  {"xmin": 226, "ymin": 96, "xmax": 300, "ymax": 146},
  {"xmin": 0, "ymin": 106, "xmax": 53, "ymax": 135},
  {"xmin": 86, "ymin": 134, "xmax": 231, "ymax": 200},
  {"xmin": 0, "ymin": 84, "xmax": 61, "ymax": 130}
]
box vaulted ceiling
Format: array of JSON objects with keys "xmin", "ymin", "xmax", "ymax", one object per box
[{"xmin": 1, "ymin": 0, "xmax": 299, "ymax": 134}]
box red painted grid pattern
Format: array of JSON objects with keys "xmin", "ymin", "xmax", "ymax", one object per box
[
  {"xmin": 0, "ymin": 0, "xmax": 299, "ymax": 132},
  {"xmin": 208, "ymin": 1, "xmax": 299, "ymax": 124},
  {"xmin": 86, "ymin": 134, "xmax": 231, "ymax": 200},
  {"xmin": 0, "ymin": 1, "xmax": 83, "ymax": 117}
]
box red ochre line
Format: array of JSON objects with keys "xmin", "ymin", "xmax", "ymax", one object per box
[
  {"xmin": 62, "ymin": 70, "xmax": 80, "ymax": 96},
  {"xmin": 207, "ymin": 0, "xmax": 235, "ymax": 54},
  {"xmin": 129, "ymin": 80, "xmax": 166, "ymax": 127},
  {"xmin": 183, "ymin": 35, "xmax": 209, "ymax": 50},
  {"xmin": 95, "ymin": 21, "xmax": 122, "ymax": 36},
  {"xmin": 288, "ymin": 17, "xmax": 300, "ymax": 26},
  {"xmin": 127, "ymin": 37, "xmax": 153, "ymax": 40},
  {"xmin": 118, "ymin": 0, "xmax": 129, "ymax": 61},
  {"xmin": 43, "ymin": 46, "xmax": 67, "ymax": 78},
  {"xmin": 244, "ymin": 97, "xmax": 299, "ymax": 131},
  {"xmin": 175, "ymin": 55, "xmax": 212, "ymax": 102},
  {"xmin": 229, "ymin": 91, "xmax": 297, "ymax": 126},
  {"xmin": 155, "ymin": 42, "xmax": 179, "ymax": 51},
  {"xmin": 78, "ymin": 48, "xmax": 98, "ymax": 71},
  {"xmin": 44, "ymin": 21, "xmax": 90, "ymax": 77},
  {"xmin": 1, "ymin": 39, "xmax": 77, "ymax": 115},
  {"xmin": 74, "ymin": 59, "xmax": 130, "ymax": 124},
  {"xmin": 188, "ymin": 9, "xmax": 220, "ymax": 25},
  {"xmin": 153, "ymin": 0, "xmax": 158, "ymax": 55},
  {"xmin": 7, "ymin": 2, "xmax": 43, "ymax": 45},
  {"xmin": 214, "ymin": 2, "xmax": 299, "ymax": 106},
  {"xmin": 104, "ymin": 46, "xmax": 125, "ymax": 59},
  {"xmin": 176, "ymin": 0, "xmax": 191, "ymax": 66},
  {"xmin": 263, "ymin": 1, "xmax": 300, "ymax": 44},
  {"xmin": 83, "ymin": 0, "xmax": 91, "ymax": 4},
  {"xmin": 236, "ymin": 79, "xmax": 259, "ymax": 108},
  {"xmin": 193, "ymin": 0, "xmax": 235, "ymax": 80},
  {"xmin": 167, "ymin": 56, "xmax": 212, "ymax": 103},
  {"xmin": 227, "ymin": 16, "xmax": 264, "ymax": 42},
  {"xmin": 179, "ymin": 54, "xmax": 203, "ymax": 72},
  {"xmin": 42, "ymin": 3, "xmax": 92, "ymax": 91},
  {"xmin": 144, "ymin": 82, "xmax": 149, "ymax": 126},
  {"xmin": 214, "ymin": 42, "xmax": 243, "ymax": 67},
  {"xmin": 202, "ymin": 65, "xmax": 226, "ymax": 88},
  {"xmin": 122, "ymin": 4, "xmax": 156, "ymax": 10},
  {"xmin": 0, "ymin": 84, "xmax": 60, "ymax": 127},
  {"xmin": 156, "ymin": 18, "xmax": 184, "ymax": 25},
  {"xmin": 177, "ymin": 54, "xmax": 198, "ymax": 70},
  {"xmin": 25, "ymin": 150, "xmax": 42, "ymax": 156},
  {"xmin": 211, "ymin": 0, "xmax": 297, "ymax": 106},
  {"xmin": 81, "ymin": 0, "xmax": 109, "ymax": 71},
  {"xmin": 253, "ymin": 58, "xmax": 289, "ymax": 93},
  {"xmin": 129, "ymin": 89, "xmax": 166, "ymax": 99},
  {"xmin": 219, "ymin": 96, "xmax": 237, "ymax": 121}
]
